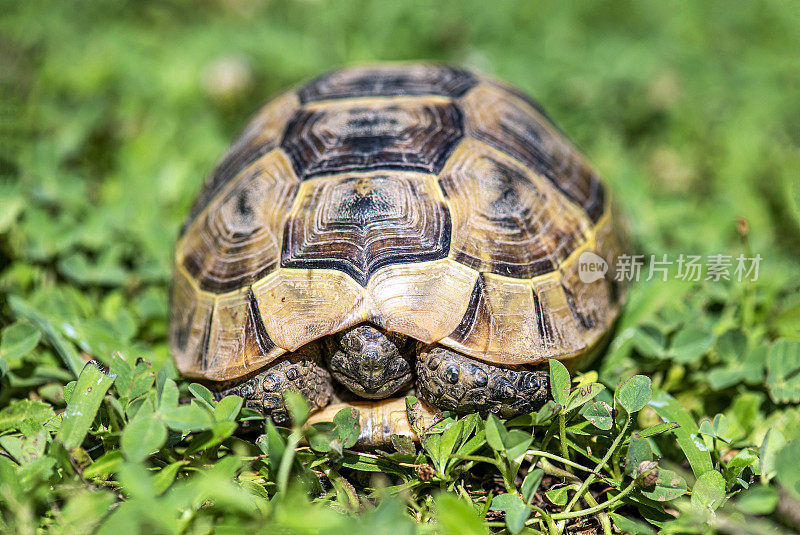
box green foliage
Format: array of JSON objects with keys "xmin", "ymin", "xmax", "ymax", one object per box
[
  {"xmin": 56, "ymin": 361, "xmax": 116, "ymax": 450},
  {"xmin": 691, "ymin": 470, "xmax": 726, "ymax": 512},
  {"xmin": 0, "ymin": 321, "xmax": 41, "ymax": 364},
  {"xmin": 0, "ymin": 399, "xmax": 56, "ymax": 434},
  {"xmin": 649, "ymin": 390, "xmax": 713, "ymax": 478},
  {"xmin": 616, "ymin": 375, "xmax": 652, "ymax": 414},
  {"xmin": 766, "ymin": 340, "xmax": 800, "ymax": 403},
  {"xmin": 2, "ymin": 0, "xmax": 800, "ymax": 532},
  {"xmin": 774, "ymin": 439, "xmax": 800, "ymax": 500}
]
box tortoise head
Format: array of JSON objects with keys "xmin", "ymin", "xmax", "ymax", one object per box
[{"xmin": 326, "ymin": 324, "xmax": 413, "ymax": 399}]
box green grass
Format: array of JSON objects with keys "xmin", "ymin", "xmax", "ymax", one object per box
[{"xmin": 2, "ymin": 1, "xmax": 800, "ymax": 533}]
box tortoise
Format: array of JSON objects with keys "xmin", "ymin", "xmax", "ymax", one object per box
[{"xmin": 170, "ymin": 63, "xmax": 626, "ymax": 445}]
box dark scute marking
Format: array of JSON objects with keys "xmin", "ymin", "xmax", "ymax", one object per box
[
  {"xmin": 281, "ymin": 213, "xmax": 452, "ymax": 287},
  {"xmin": 236, "ymin": 189, "xmax": 252, "ymax": 218},
  {"xmin": 297, "ymin": 65, "xmax": 478, "ymax": 103},
  {"xmin": 490, "ymin": 80, "xmax": 606, "ymax": 217},
  {"xmin": 199, "ymin": 309, "xmax": 213, "ymax": 371},
  {"xmin": 493, "ymin": 188, "xmax": 527, "ymax": 224},
  {"xmin": 495, "ymin": 119, "xmax": 605, "ymax": 222},
  {"xmin": 169, "ymin": 279, "xmax": 192, "ymax": 352},
  {"xmin": 532, "ymin": 290, "xmax": 552, "ymax": 347},
  {"xmin": 609, "ymin": 277, "xmax": 621, "ymax": 304},
  {"xmin": 461, "ymin": 255, "xmax": 554, "ymax": 279},
  {"xmin": 247, "ymin": 288, "xmax": 276, "ymax": 355},
  {"xmin": 468, "ymin": 92, "xmax": 606, "ymax": 222},
  {"xmin": 581, "ymin": 173, "xmax": 606, "ymax": 222},
  {"xmin": 348, "ymin": 135, "xmax": 393, "ymax": 155},
  {"xmin": 174, "ymin": 316, "xmax": 190, "ymax": 352},
  {"xmin": 284, "ymin": 250, "xmax": 445, "ymax": 287},
  {"xmin": 280, "ymin": 103, "xmax": 464, "ymax": 180},
  {"xmin": 182, "ymin": 171, "xmax": 281, "ymax": 294},
  {"xmin": 449, "ymin": 275, "xmax": 486, "ymax": 344},
  {"xmin": 183, "ymin": 239, "xmax": 278, "ymax": 294},
  {"xmin": 280, "ymin": 176, "xmax": 451, "ymax": 286},
  {"xmin": 482, "ymin": 160, "xmax": 539, "ymax": 229},
  {"xmin": 181, "ymin": 140, "xmax": 274, "ymax": 234},
  {"xmin": 338, "ymin": 186, "xmax": 394, "ymax": 226},
  {"xmin": 439, "ymin": 153, "xmax": 564, "ymax": 279},
  {"xmin": 183, "ymin": 248, "xmax": 274, "ymax": 295},
  {"xmin": 560, "ymin": 283, "xmax": 595, "ymax": 331},
  {"xmin": 487, "ymin": 80, "xmax": 556, "ymax": 127}
]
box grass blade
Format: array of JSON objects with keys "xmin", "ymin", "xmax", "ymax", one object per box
[
  {"xmin": 56, "ymin": 361, "xmax": 116, "ymax": 450},
  {"xmin": 649, "ymin": 390, "xmax": 712, "ymax": 477}
]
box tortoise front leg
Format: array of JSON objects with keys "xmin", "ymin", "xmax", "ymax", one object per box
[
  {"xmin": 213, "ymin": 342, "xmax": 332, "ymax": 426},
  {"xmin": 416, "ymin": 345, "xmax": 549, "ymax": 419}
]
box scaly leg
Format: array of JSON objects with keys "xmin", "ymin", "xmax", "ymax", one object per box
[
  {"xmin": 213, "ymin": 342, "xmax": 332, "ymax": 426},
  {"xmin": 416, "ymin": 345, "xmax": 549, "ymax": 419}
]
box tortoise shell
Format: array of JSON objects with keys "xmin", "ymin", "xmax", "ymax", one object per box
[{"xmin": 170, "ymin": 64, "xmax": 626, "ymax": 382}]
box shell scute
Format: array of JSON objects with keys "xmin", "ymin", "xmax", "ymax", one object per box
[
  {"xmin": 170, "ymin": 268, "xmax": 217, "ymax": 376},
  {"xmin": 280, "ymin": 100, "xmax": 464, "ymax": 179},
  {"xmin": 298, "ymin": 63, "xmax": 477, "ymax": 103},
  {"xmin": 365, "ymin": 258, "xmax": 478, "ymax": 343},
  {"xmin": 281, "ymin": 173, "xmax": 451, "ymax": 286},
  {"xmin": 439, "ymin": 139, "xmax": 590, "ymax": 279},
  {"xmin": 178, "ymin": 150, "xmax": 298, "ymax": 294},
  {"xmin": 459, "ymin": 84, "xmax": 605, "ymax": 222},
  {"xmin": 251, "ymin": 269, "xmax": 363, "ymax": 352}
]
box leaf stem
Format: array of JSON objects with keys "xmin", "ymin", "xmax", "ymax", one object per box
[
  {"xmin": 530, "ymin": 504, "xmax": 558, "ymax": 535},
  {"xmin": 452, "ymin": 454, "xmax": 501, "ymax": 467},
  {"xmin": 538, "ymin": 458, "xmax": 581, "ymax": 482},
  {"xmin": 542, "ymin": 479, "xmax": 636, "ymax": 521},
  {"xmin": 561, "ymin": 416, "xmax": 631, "ymax": 517},
  {"xmin": 558, "ymin": 412, "xmax": 572, "ymax": 470},
  {"xmin": 324, "ymin": 468, "xmax": 359, "ymax": 510},
  {"xmin": 486, "ymin": 521, "xmax": 545, "ymax": 535},
  {"xmin": 579, "ymin": 488, "xmax": 613, "ymax": 535},
  {"xmin": 611, "ymin": 444, "xmax": 622, "ymax": 480},
  {"xmin": 277, "ymin": 430, "xmax": 301, "ymax": 495},
  {"xmin": 540, "ymin": 422, "xmax": 556, "ymax": 451},
  {"xmin": 526, "ymin": 449, "xmax": 611, "ymax": 481}
]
